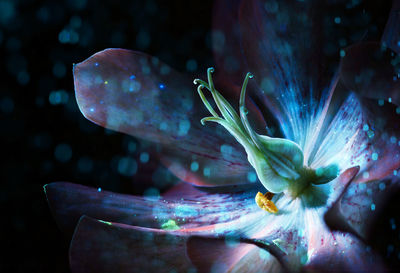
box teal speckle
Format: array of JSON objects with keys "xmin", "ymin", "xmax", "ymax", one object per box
[
  {"xmin": 247, "ymin": 171, "xmax": 257, "ymax": 183},
  {"xmin": 203, "ymin": 167, "xmax": 211, "ymax": 177},
  {"xmin": 178, "ymin": 120, "xmax": 191, "ymax": 136},
  {"xmin": 140, "ymin": 152, "xmax": 149, "ymax": 163},
  {"xmin": 371, "ymin": 152, "xmax": 378, "ymax": 161},
  {"xmin": 371, "ymin": 203, "xmax": 376, "ymax": 211},
  {"xmin": 54, "ymin": 143, "xmax": 72, "ymax": 162},
  {"xmin": 334, "ymin": 17, "xmax": 341, "ymax": 24},
  {"xmin": 190, "ymin": 161, "xmax": 199, "ymax": 172},
  {"xmin": 118, "ymin": 157, "xmax": 137, "ymax": 176},
  {"xmin": 362, "ymin": 124, "xmax": 369, "ymax": 131}
]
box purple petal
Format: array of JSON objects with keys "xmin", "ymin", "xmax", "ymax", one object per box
[
  {"xmin": 339, "ymin": 42, "xmax": 400, "ymax": 105},
  {"xmin": 212, "ymin": 0, "xmax": 248, "ymax": 88},
  {"xmin": 382, "ymin": 0, "xmax": 400, "ymax": 54},
  {"xmin": 69, "ymin": 216, "xmax": 195, "ymax": 273},
  {"xmin": 311, "ymin": 92, "xmax": 400, "ymax": 183},
  {"xmin": 340, "ymin": 176, "xmax": 400, "ymax": 240},
  {"xmin": 237, "ymin": 0, "xmax": 343, "ymax": 147},
  {"xmin": 304, "ymin": 232, "xmax": 386, "ymax": 273},
  {"xmin": 187, "ymin": 237, "xmax": 284, "ymax": 273},
  {"xmin": 73, "ymin": 49, "xmax": 256, "ymax": 186},
  {"xmin": 44, "ymin": 182, "xmax": 259, "ymax": 236},
  {"xmin": 70, "ymin": 216, "xmax": 286, "ymax": 273}
]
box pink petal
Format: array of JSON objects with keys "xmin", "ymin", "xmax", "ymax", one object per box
[
  {"xmin": 73, "ymin": 49, "xmax": 255, "ymax": 186},
  {"xmin": 304, "ymin": 231, "xmax": 386, "ymax": 273},
  {"xmin": 187, "ymin": 236, "xmax": 284, "ymax": 273},
  {"xmin": 340, "ymin": 176, "xmax": 400, "ymax": 240},
  {"xmin": 69, "ymin": 216, "xmax": 195, "ymax": 273},
  {"xmin": 311, "ymin": 92, "xmax": 400, "ymax": 183},
  {"xmin": 70, "ymin": 216, "xmax": 285, "ymax": 273},
  {"xmin": 44, "ymin": 182, "xmax": 259, "ymax": 236}
]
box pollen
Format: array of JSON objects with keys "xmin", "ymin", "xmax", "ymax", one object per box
[{"xmin": 255, "ymin": 192, "xmax": 278, "ymax": 213}]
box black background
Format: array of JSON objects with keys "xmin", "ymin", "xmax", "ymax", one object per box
[{"xmin": 1, "ymin": 0, "xmax": 399, "ymax": 272}]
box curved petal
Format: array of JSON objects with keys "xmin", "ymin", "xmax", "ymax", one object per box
[
  {"xmin": 187, "ymin": 237, "xmax": 284, "ymax": 273},
  {"xmin": 70, "ymin": 216, "xmax": 285, "ymax": 273},
  {"xmin": 311, "ymin": 93, "xmax": 400, "ymax": 183},
  {"xmin": 44, "ymin": 181, "xmax": 260, "ymax": 236},
  {"xmin": 382, "ymin": 0, "xmax": 400, "ymax": 54},
  {"xmin": 73, "ymin": 49, "xmax": 254, "ymax": 186},
  {"xmin": 340, "ymin": 176, "xmax": 400, "ymax": 240},
  {"xmin": 237, "ymin": 0, "xmax": 348, "ymax": 154},
  {"xmin": 304, "ymin": 231, "xmax": 386, "ymax": 273},
  {"xmin": 339, "ymin": 42, "xmax": 400, "ymax": 105},
  {"xmin": 69, "ymin": 216, "xmax": 196, "ymax": 273}
]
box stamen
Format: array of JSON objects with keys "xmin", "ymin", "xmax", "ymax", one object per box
[
  {"xmin": 197, "ymin": 84, "xmax": 219, "ymax": 118},
  {"xmin": 255, "ymin": 192, "xmax": 278, "ymax": 213}
]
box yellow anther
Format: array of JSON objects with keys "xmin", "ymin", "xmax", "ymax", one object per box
[{"xmin": 255, "ymin": 192, "xmax": 278, "ymax": 213}]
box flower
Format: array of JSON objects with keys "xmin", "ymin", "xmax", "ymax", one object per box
[{"xmin": 45, "ymin": 0, "xmax": 400, "ymax": 272}]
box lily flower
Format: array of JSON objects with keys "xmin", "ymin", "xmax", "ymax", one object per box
[{"xmin": 45, "ymin": 0, "xmax": 400, "ymax": 272}]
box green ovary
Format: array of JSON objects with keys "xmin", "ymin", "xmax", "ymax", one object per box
[{"xmin": 194, "ymin": 68, "xmax": 338, "ymax": 198}]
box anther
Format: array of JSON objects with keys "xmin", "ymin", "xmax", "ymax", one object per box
[{"xmin": 255, "ymin": 192, "xmax": 278, "ymax": 213}]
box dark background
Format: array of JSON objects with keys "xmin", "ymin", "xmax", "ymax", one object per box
[{"xmin": 1, "ymin": 0, "xmax": 398, "ymax": 272}]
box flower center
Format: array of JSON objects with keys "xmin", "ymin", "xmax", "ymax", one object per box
[{"xmin": 194, "ymin": 68, "xmax": 338, "ymax": 212}]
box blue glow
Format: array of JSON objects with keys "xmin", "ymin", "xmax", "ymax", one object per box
[
  {"xmin": 54, "ymin": 143, "xmax": 72, "ymax": 163},
  {"xmin": 49, "ymin": 90, "xmax": 69, "ymax": 105},
  {"xmin": 128, "ymin": 141, "xmax": 137, "ymax": 152},
  {"xmin": 143, "ymin": 187, "xmax": 160, "ymax": 200},
  {"xmin": 58, "ymin": 29, "xmax": 79, "ymax": 44},
  {"xmin": 379, "ymin": 183, "xmax": 386, "ymax": 191},
  {"xmin": 190, "ymin": 161, "xmax": 199, "ymax": 172},
  {"xmin": 117, "ymin": 157, "xmax": 137, "ymax": 176},
  {"xmin": 178, "ymin": 119, "xmax": 191, "ymax": 136},
  {"xmin": 220, "ymin": 144, "xmax": 233, "ymax": 159},
  {"xmin": 334, "ymin": 17, "xmax": 341, "ymax": 24},
  {"xmin": 247, "ymin": 171, "xmax": 257, "ymax": 183},
  {"xmin": 203, "ymin": 167, "xmax": 211, "ymax": 177},
  {"xmin": 159, "ymin": 83, "xmax": 165, "ymax": 90},
  {"xmin": 378, "ymin": 99, "xmax": 384, "ymax": 106},
  {"xmin": 186, "ymin": 59, "xmax": 198, "ymax": 72},
  {"xmin": 370, "ymin": 203, "xmax": 376, "ymax": 211},
  {"xmin": 97, "ymin": 187, "xmax": 102, "ymax": 192},
  {"xmin": 140, "ymin": 152, "xmax": 149, "ymax": 163},
  {"xmin": 130, "ymin": 75, "xmax": 136, "ymax": 80}
]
